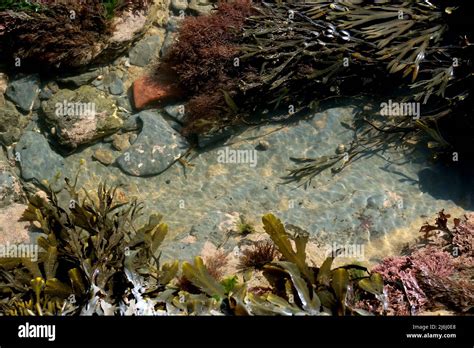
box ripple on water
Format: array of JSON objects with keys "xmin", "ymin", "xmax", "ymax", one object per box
[{"xmin": 62, "ymin": 105, "xmax": 473, "ymax": 261}]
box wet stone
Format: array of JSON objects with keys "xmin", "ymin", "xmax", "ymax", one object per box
[
  {"xmin": 0, "ymin": 101, "xmax": 30, "ymax": 146},
  {"xmin": 58, "ymin": 70, "xmax": 101, "ymax": 87},
  {"xmin": 116, "ymin": 111, "xmax": 190, "ymax": 176},
  {"xmin": 171, "ymin": 0, "xmax": 188, "ymax": 12},
  {"xmin": 41, "ymin": 85, "xmax": 123, "ymax": 148},
  {"xmin": 15, "ymin": 131, "xmax": 66, "ymax": 191},
  {"xmin": 129, "ymin": 36, "xmax": 162, "ymax": 67},
  {"xmin": 160, "ymin": 32, "xmax": 177, "ymax": 58},
  {"xmin": 108, "ymin": 76, "xmax": 124, "ymax": 95},
  {"xmin": 164, "ymin": 103, "xmax": 186, "ymax": 123},
  {"xmin": 93, "ymin": 148, "xmax": 116, "ymax": 166},
  {"xmin": 112, "ymin": 133, "xmax": 130, "ymax": 151},
  {"xmin": 5, "ymin": 75, "xmax": 40, "ymax": 113}
]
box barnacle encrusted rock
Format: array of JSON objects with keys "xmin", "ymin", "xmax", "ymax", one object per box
[{"xmin": 41, "ymin": 86, "xmax": 123, "ymax": 148}]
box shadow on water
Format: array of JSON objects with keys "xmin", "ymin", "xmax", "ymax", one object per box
[{"xmin": 417, "ymin": 162, "xmax": 474, "ymax": 211}]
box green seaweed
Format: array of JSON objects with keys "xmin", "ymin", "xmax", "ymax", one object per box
[
  {"xmin": 262, "ymin": 214, "xmax": 314, "ymax": 283},
  {"xmin": 181, "ymin": 256, "xmax": 226, "ymax": 300}
]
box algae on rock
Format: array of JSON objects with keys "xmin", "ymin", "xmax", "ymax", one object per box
[{"xmin": 41, "ymin": 86, "xmax": 123, "ymax": 148}]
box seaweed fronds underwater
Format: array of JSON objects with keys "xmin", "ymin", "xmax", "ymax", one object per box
[
  {"xmin": 0, "ymin": 180, "xmax": 471, "ymax": 316},
  {"xmin": 151, "ymin": 0, "xmax": 473, "ymax": 184}
]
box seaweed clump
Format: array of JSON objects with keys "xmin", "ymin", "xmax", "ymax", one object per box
[
  {"xmin": 159, "ymin": 0, "xmax": 472, "ymax": 179},
  {"xmin": 237, "ymin": 239, "xmax": 279, "ymax": 271},
  {"xmin": 1, "ymin": 178, "xmax": 470, "ymax": 316},
  {"xmin": 0, "ymin": 173, "xmax": 175, "ymax": 315},
  {"xmin": 0, "ymin": 0, "xmax": 151, "ymax": 71},
  {"xmin": 358, "ymin": 210, "xmax": 474, "ymax": 315},
  {"xmin": 159, "ymin": 0, "xmax": 255, "ymax": 136}
]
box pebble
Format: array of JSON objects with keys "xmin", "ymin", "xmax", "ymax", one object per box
[
  {"xmin": 5, "ymin": 75, "xmax": 41, "ymax": 113},
  {"xmin": 112, "ymin": 133, "xmax": 131, "ymax": 151},
  {"xmin": 93, "ymin": 148, "xmax": 116, "ymax": 166}
]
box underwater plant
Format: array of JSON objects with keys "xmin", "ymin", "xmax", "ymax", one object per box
[
  {"xmin": 358, "ymin": 210, "xmax": 474, "ymax": 315},
  {"xmin": 151, "ymin": 0, "xmax": 473, "ymax": 181},
  {"xmin": 237, "ymin": 239, "xmax": 279, "ymax": 271},
  {"xmin": 0, "ymin": 170, "xmax": 174, "ymax": 315}
]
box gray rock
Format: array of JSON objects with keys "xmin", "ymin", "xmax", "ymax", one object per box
[
  {"xmin": 129, "ymin": 36, "xmax": 162, "ymax": 67},
  {"xmin": 0, "ymin": 101, "xmax": 31, "ymax": 146},
  {"xmin": 115, "ymin": 95, "xmax": 133, "ymax": 112},
  {"xmin": 58, "ymin": 70, "xmax": 101, "ymax": 87},
  {"xmin": 116, "ymin": 111, "xmax": 189, "ymax": 176},
  {"xmin": 167, "ymin": 119, "xmax": 183, "ymax": 133},
  {"xmin": 39, "ymin": 87, "xmax": 53, "ymax": 101},
  {"xmin": 160, "ymin": 32, "xmax": 177, "ymax": 58},
  {"xmin": 171, "ymin": 0, "xmax": 188, "ymax": 12},
  {"xmin": 0, "ymin": 172, "xmax": 22, "ymax": 208},
  {"xmin": 93, "ymin": 148, "xmax": 116, "ymax": 166},
  {"xmin": 41, "ymin": 86, "xmax": 123, "ymax": 148},
  {"xmin": 122, "ymin": 113, "xmax": 141, "ymax": 131},
  {"xmin": 5, "ymin": 75, "xmax": 40, "ymax": 113},
  {"xmin": 0, "ymin": 157, "xmax": 23, "ymax": 208},
  {"xmin": 188, "ymin": 0, "xmax": 213, "ymax": 15},
  {"xmin": 108, "ymin": 74, "xmax": 124, "ymax": 95},
  {"xmin": 15, "ymin": 131, "xmax": 65, "ymax": 191},
  {"xmin": 128, "ymin": 133, "xmax": 138, "ymax": 144},
  {"xmin": 164, "ymin": 103, "xmax": 186, "ymax": 123},
  {"xmin": 167, "ymin": 16, "xmax": 183, "ymax": 33}
]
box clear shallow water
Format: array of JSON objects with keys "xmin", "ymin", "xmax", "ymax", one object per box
[{"xmin": 46, "ymin": 103, "xmax": 473, "ymax": 264}]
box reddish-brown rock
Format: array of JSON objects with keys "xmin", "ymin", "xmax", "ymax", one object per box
[{"xmin": 133, "ymin": 64, "xmax": 184, "ymax": 109}]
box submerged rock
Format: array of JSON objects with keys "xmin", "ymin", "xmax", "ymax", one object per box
[
  {"xmin": 171, "ymin": 0, "xmax": 188, "ymax": 12},
  {"xmin": 0, "ymin": 153, "xmax": 23, "ymax": 208},
  {"xmin": 188, "ymin": 0, "xmax": 213, "ymax": 15},
  {"xmin": 164, "ymin": 103, "xmax": 186, "ymax": 123},
  {"xmin": 116, "ymin": 111, "xmax": 189, "ymax": 176},
  {"xmin": 93, "ymin": 148, "xmax": 116, "ymax": 166},
  {"xmin": 58, "ymin": 70, "xmax": 101, "ymax": 87},
  {"xmin": 160, "ymin": 32, "xmax": 177, "ymax": 57},
  {"xmin": 15, "ymin": 131, "xmax": 65, "ymax": 191},
  {"xmin": 129, "ymin": 35, "xmax": 162, "ymax": 67},
  {"xmin": 167, "ymin": 16, "xmax": 184, "ymax": 33},
  {"xmin": 5, "ymin": 75, "xmax": 40, "ymax": 113},
  {"xmin": 0, "ymin": 101, "xmax": 31, "ymax": 146},
  {"xmin": 0, "ymin": 203, "xmax": 32, "ymax": 245},
  {"xmin": 41, "ymin": 86, "xmax": 123, "ymax": 148},
  {"xmin": 112, "ymin": 133, "xmax": 131, "ymax": 151}
]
